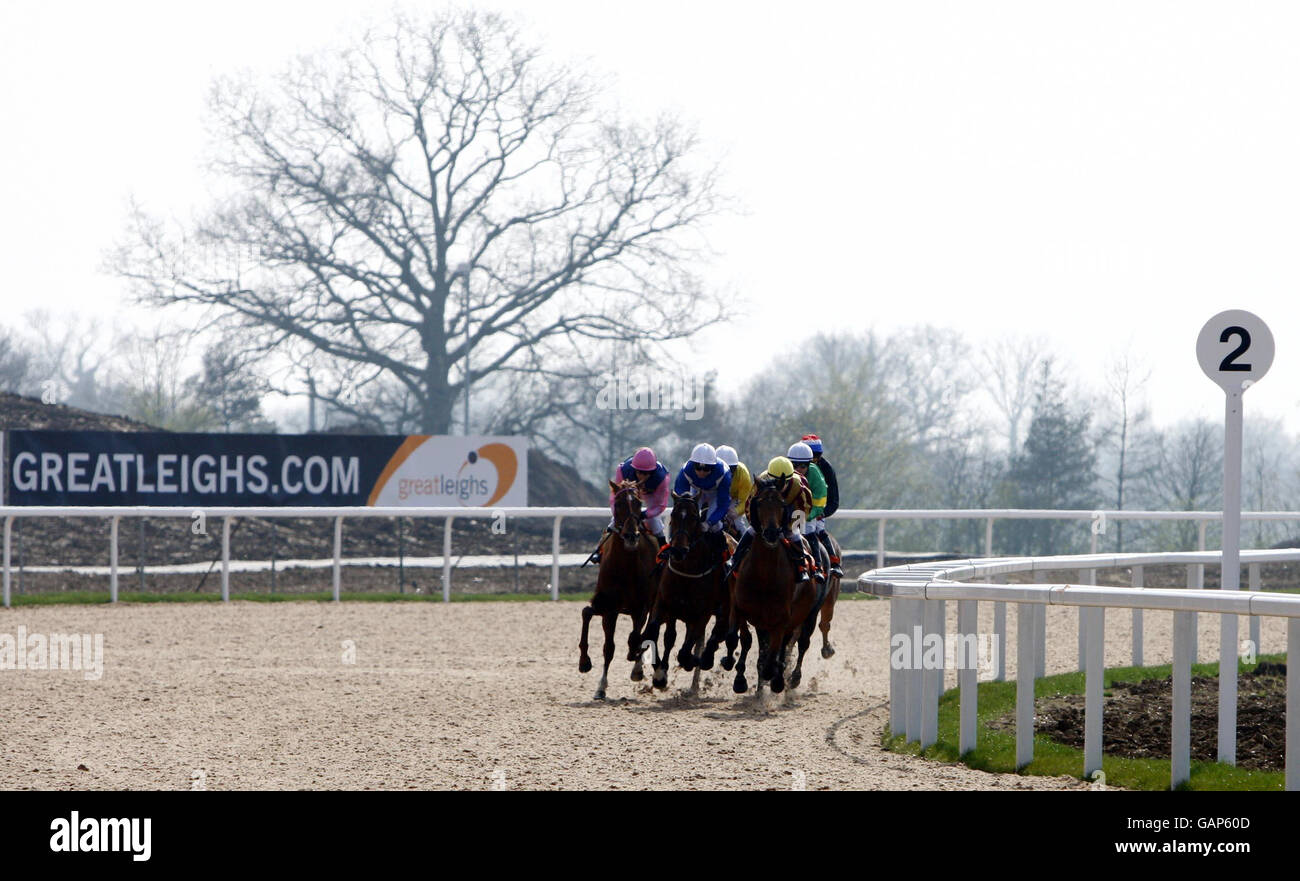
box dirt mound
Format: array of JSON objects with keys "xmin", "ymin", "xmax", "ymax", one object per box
[
  {"xmin": 1018, "ymin": 664, "xmax": 1288, "ymax": 772},
  {"xmin": 0, "ymin": 392, "xmax": 151, "ymax": 432},
  {"xmin": 527, "ymin": 449, "xmax": 604, "ymax": 507}
]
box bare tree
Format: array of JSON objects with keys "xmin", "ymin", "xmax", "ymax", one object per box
[
  {"xmin": 1140, "ymin": 419, "xmax": 1223, "ymax": 549},
  {"xmin": 977, "ymin": 334, "xmax": 1050, "ymax": 454},
  {"xmin": 23, "ymin": 310, "xmax": 115, "ymax": 410},
  {"xmin": 113, "ymin": 10, "xmax": 725, "ymax": 435},
  {"xmin": 0, "ymin": 327, "xmax": 32, "ymax": 394},
  {"xmin": 1093, "ymin": 350, "xmax": 1154, "ymax": 551}
]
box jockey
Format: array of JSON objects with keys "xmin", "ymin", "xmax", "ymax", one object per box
[
  {"xmin": 586, "ymin": 447, "xmax": 668, "ymax": 565},
  {"xmin": 715, "ymin": 445, "xmax": 752, "ymax": 535},
  {"xmin": 723, "ymin": 455, "xmax": 821, "ymax": 584},
  {"xmin": 789, "ymin": 441, "xmax": 844, "ymax": 577},
  {"xmin": 802, "ymin": 434, "xmax": 839, "ymax": 519},
  {"xmin": 673, "ymin": 442, "xmax": 732, "ymax": 565}
]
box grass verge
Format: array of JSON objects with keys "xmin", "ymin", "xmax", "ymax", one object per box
[{"xmin": 882, "ymin": 654, "xmax": 1288, "ymax": 791}]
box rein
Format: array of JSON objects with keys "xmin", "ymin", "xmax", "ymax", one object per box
[{"xmin": 665, "ymin": 495, "xmax": 716, "ymax": 577}]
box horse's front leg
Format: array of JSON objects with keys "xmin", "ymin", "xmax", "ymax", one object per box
[
  {"xmin": 595, "ymin": 612, "xmax": 617, "ymax": 701},
  {"xmin": 578, "ymin": 604, "xmax": 595, "ymax": 673},
  {"xmin": 628, "ymin": 609, "xmax": 648, "ymax": 680},
  {"xmin": 653, "ymin": 617, "xmax": 677, "ymax": 690},
  {"xmin": 732, "ymin": 622, "xmax": 752, "ymax": 693}
]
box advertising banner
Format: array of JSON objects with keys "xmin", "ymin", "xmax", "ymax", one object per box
[{"xmin": 4, "ymin": 431, "xmax": 528, "ymax": 508}]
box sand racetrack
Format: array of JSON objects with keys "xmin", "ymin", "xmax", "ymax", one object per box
[{"xmin": 2, "ymin": 597, "xmax": 1279, "ymax": 790}]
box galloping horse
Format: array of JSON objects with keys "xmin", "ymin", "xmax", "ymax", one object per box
[
  {"xmin": 578, "ymin": 481, "xmax": 658, "ymax": 700},
  {"xmin": 816, "ymin": 532, "xmax": 842, "ymax": 659},
  {"xmin": 641, "ymin": 492, "xmax": 733, "ymax": 693},
  {"xmin": 728, "ymin": 479, "xmax": 829, "ymax": 694}
]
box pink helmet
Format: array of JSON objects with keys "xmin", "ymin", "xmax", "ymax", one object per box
[{"xmin": 630, "ymin": 447, "xmax": 658, "ymax": 471}]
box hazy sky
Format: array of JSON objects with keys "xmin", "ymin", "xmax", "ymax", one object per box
[{"xmin": 5, "ymin": 1, "xmax": 1300, "ymax": 436}]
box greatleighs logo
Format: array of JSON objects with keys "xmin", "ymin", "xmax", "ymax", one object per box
[{"xmin": 367, "ymin": 436, "xmax": 525, "ymax": 507}]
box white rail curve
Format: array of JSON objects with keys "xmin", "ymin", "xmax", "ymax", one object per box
[{"xmin": 858, "ymin": 550, "xmax": 1300, "ymax": 791}]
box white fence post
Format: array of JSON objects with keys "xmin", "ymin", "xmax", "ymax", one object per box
[
  {"xmin": 877, "ymin": 519, "xmax": 886, "ymax": 571},
  {"xmin": 1016, "ymin": 601, "xmax": 1036, "ymax": 769},
  {"xmin": 1288, "ymin": 619, "xmax": 1299, "ymax": 791},
  {"xmin": 1083, "ymin": 605, "xmax": 1105, "ymax": 777},
  {"xmin": 551, "ymin": 516, "xmax": 563, "ymax": 601},
  {"xmin": 2, "ymin": 515, "xmax": 11, "ymax": 608},
  {"xmin": 889, "ymin": 598, "xmax": 903, "ymax": 736},
  {"xmin": 1034, "ymin": 602, "xmax": 1046, "ymax": 680},
  {"xmin": 1131, "ymin": 565, "xmax": 1143, "ymax": 667},
  {"xmin": 920, "ymin": 599, "xmax": 943, "ymax": 749},
  {"xmin": 1249, "ymin": 563, "xmax": 1261, "ymax": 656},
  {"xmin": 958, "ymin": 598, "xmax": 978, "ymax": 755},
  {"xmin": 442, "ymin": 516, "xmax": 455, "ymax": 603},
  {"xmin": 905, "ymin": 599, "xmax": 922, "ymax": 743},
  {"xmin": 332, "ymin": 516, "xmax": 343, "ymax": 602},
  {"xmin": 993, "ymin": 590, "xmax": 1006, "ymax": 682},
  {"xmin": 110, "ymin": 515, "xmax": 120, "ymax": 603},
  {"xmin": 1172, "ymin": 609, "xmax": 1194, "ymax": 789},
  {"xmin": 221, "ymin": 516, "xmax": 232, "ymax": 603}
]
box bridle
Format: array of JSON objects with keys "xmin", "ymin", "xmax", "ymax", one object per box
[
  {"xmin": 665, "ymin": 492, "xmax": 720, "ymax": 578},
  {"xmin": 752, "ymin": 481, "xmax": 790, "ymax": 547},
  {"xmin": 611, "ymin": 483, "xmax": 646, "ymax": 546}
]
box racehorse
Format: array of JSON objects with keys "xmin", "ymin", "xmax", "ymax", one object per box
[
  {"xmin": 727, "ymin": 479, "xmax": 829, "ymax": 694},
  {"xmin": 578, "ymin": 480, "xmax": 658, "ymax": 700},
  {"xmin": 641, "ymin": 492, "xmax": 733, "ymax": 693},
  {"xmin": 816, "ymin": 532, "xmax": 842, "ymax": 659}
]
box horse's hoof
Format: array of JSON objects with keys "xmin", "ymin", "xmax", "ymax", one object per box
[
  {"xmin": 630, "ymin": 667, "xmax": 644, "ymax": 681},
  {"xmin": 578, "ymin": 657, "xmax": 592, "ymax": 673},
  {"xmin": 678, "ymin": 652, "xmax": 695, "ymax": 672},
  {"xmin": 789, "ymin": 670, "xmax": 802, "ymax": 689},
  {"xmin": 653, "ymin": 673, "xmax": 668, "ymax": 690},
  {"xmin": 733, "ymin": 674, "xmax": 748, "ymax": 694},
  {"xmin": 720, "ymin": 655, "xmax": 735, "ymax": 671},
  {"xmin": 771, "ymin": 676, "xmax": 786, "ymax": 694},
  {"xmin": 594, "ymin": 689, "xmax": 606, "ymax": 701},
  {"xmin": 699, "ymin": 653, "xmax": 715, "ymax": 671},
  {"xmin": 821, "ymin": 644, "xmax": 835, "ymax": 659}
]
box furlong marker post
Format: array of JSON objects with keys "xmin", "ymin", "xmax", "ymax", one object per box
[{"xmin": 1196, "ymin": 309, "xmax": 1274, "ymax": 767}]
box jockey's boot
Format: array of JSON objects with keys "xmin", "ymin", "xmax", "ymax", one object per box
[
  {"xmin": 708, "ymin": 529, "xmax": 727, "ymax": 568},
  {"xmin": 584, "ymin": 528, "xmax": 614, "ymax": 567},
  {"xmin": 817, "ymin": 531, "xmax": 844, "ymax": 577},
  {"xmin": 785, "ymin": 537, "xmax": 810, "ymax": 583},
  {"xmin": 723, "ymin": 530, "xmax": 754, "ymax": 579}
]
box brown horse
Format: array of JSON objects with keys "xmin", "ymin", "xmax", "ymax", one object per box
[
  {"xmin": 642, "ymin": 492, "xmax": 733, "ymax": 693},
  {"xmin": 578, "ymin": 481, "xmax": 658, "ymax": 700},
  {"xmin": 728, "ymin": 480, "xmax": 829, "ymax": 694},
  {"xmin": 816, "ymin": 531, "xmax": 842, "ymax": 659}
]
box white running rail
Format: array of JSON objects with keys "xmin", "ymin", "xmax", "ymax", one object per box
[
  {"xmin": 6, "ymin": 505, "xmax": 1300, "ymax": 607},
  {"xmin": 859, "ymin": 550, "xmax": 1300, "ymax": 791}
]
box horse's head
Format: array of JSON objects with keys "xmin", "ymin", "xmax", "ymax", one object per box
[
  {"xmin": 608, "ymin": 479, "xmax": 644, "ymax": 549},
  {"xmin": 668, "ymin": 491, "xmax": 703, "ymax": 559},
  {"xmin": 751, "ymin": 479, "xmax": 788, "ymax": 547}
]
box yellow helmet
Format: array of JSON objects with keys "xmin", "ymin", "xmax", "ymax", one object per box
[{"xmin": 766, "ymin": 456, "xmax": 794, "ymax": 479}]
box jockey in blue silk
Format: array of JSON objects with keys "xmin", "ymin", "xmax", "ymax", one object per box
[{"xmin": 672, "ymin": 442, "xmax": 732, "ymax": 566}]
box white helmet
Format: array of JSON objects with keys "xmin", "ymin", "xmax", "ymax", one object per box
[
  {"xmin": 689, "ymin": 442, "xmax": 717, "ymax": 466},
  {"xmin": 787, "ymin": 442, "xmax": 814, "ymax": 463},
  {"xmin": 715, "ymin": 445, "xmax": 740, "ymax": 468}
]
